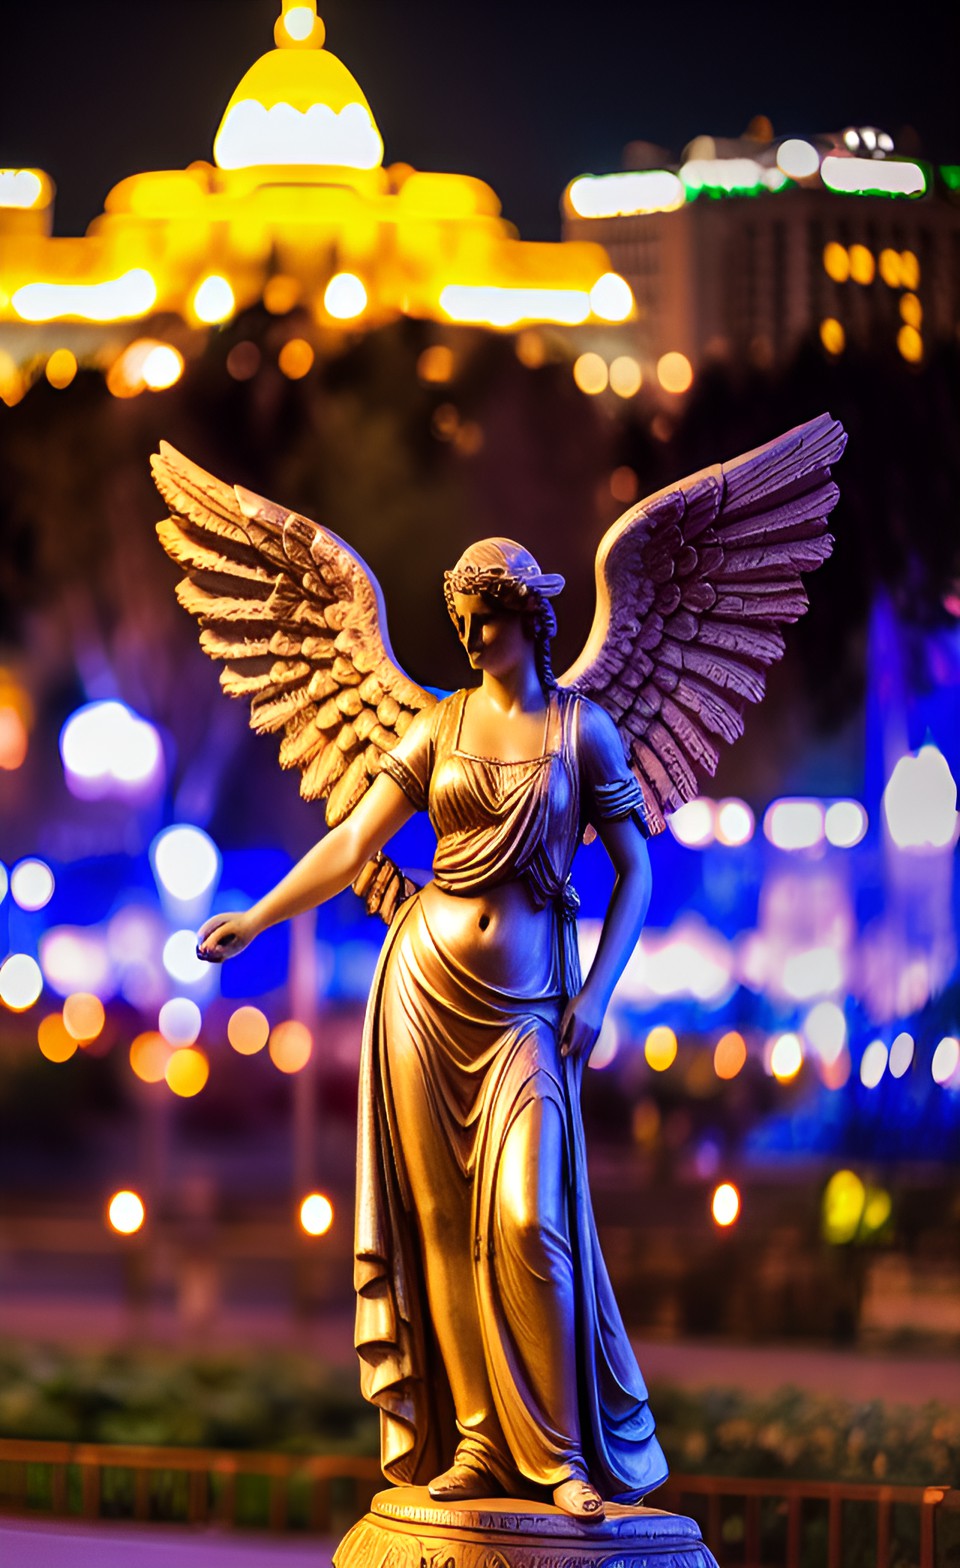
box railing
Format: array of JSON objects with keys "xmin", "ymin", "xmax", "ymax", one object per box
[
  {"xmin": 656, "ymin": 1472, "xmax": 959, "ymax": 1568},
  {"xmin": 1, "ymin": 1439, "xmax": 957, "ymax": 1565},
  {"xmin": 0, "ymin": 1437, "xmax": 381, "ymax": 1532}
]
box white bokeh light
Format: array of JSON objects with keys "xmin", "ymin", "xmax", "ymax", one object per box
[
  {"xmin": 152, "ymin": 825, "xmax": 221, "ymax": 903},
  {"xmin": 931, "ymin": 1037, "xmax": 960, "ymax": 1087},
  {"xmin": 860, "ymin": 1039, "xmax": 888, "ymax": 1089},
  {"xmin": 888, "ymin": 1031, "xmax": 914, "ymax": 1078},
  {"xmin": 60, "ymin": 701, "xmax": 163, "ymax": 799},
  {"xmin": 0, "ymin": 953, "xmax": 43, "ymax": 1011},
  {"xmin": 10, "ymin": 858, "xmax": 55, "ymax": 911},
  {"xmin": 883, "ymin": 746, "xmax": 958, "ymax": 851},
  {"xmin": 668, "ymin": 798, "xmax": 715, "ymax": 848},
  {"xmin": 0, "ymin": 862, "xmax": 8, "ymax": 904},
  {"xmin": 715, "ymin": 799, "xmax": 754, "ymax": 847},
  {"xmin": 824, "ymin": 800, "xmax": 868, "ymax": 848},
  {"xmin": 763, "ymin": 799, "xmax": 825, "ymax": 851},
  {"xmin": 163, "ymin": 930, "xmax": 211, "ymax": 986},
  {"xmin": 158, "ymin": 997, "xmax": 202, "ymax": 1046},
  {"xmin": 803, "ymin": 1000, "xmax": 847, "ymax": 1064},
  {"xmin": 323, "ymin": 273, "xmax": 368, "ymax": 320}
]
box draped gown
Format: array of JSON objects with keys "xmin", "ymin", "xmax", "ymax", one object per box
[{"xmin": 353, "ymin": 685, "xmax": 668, "ymax": 1501}]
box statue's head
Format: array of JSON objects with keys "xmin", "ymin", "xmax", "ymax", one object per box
[{"xmin": 443, "ymin": 538, "xmax": 564, "ymax": 688}]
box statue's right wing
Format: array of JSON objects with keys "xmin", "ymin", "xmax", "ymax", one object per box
[{"xmin": 152, "ymin": 443, "xmax": 438, "ymax": 919}]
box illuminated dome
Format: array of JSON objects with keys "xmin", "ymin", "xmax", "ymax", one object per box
[{"xmin": 213, "ymin": 2, "xmax": 384, "ymax": 171}]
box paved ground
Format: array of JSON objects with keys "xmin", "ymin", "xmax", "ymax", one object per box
[{"xmin": 0, "ymin": 1517, "xmax": 338, "ymax": 1567}]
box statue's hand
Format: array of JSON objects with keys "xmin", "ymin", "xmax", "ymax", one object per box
[
  {"xmin": 559, "ymin": 988, "xmax": 605, "ymax": 1061},
  {"xmin": 196, "ymin": 911, "xmax": 256, "ymax": 964}
]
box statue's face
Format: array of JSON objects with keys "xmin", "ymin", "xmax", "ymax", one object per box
[{"xmin": 452, "ymin": 591, "xmax": 528, "ymax": 677}]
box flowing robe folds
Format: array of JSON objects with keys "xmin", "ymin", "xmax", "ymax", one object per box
[{"xmin": 354, "ymin": 687, "xmax": 668, "ymax": 1501}]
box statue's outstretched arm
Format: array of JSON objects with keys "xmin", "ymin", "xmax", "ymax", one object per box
[{"xmin": 197, "ymin": 771, "xmax": 416, "ymax": 962}]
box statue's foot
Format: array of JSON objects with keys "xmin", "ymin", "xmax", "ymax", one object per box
[
  {"xmin": 553, "ymin": 1477, "xmax": 606, "ymax": 1520},
  {"xmin": 428, "ymin": 1459, "xmax": 499, "ymax": 1502}
]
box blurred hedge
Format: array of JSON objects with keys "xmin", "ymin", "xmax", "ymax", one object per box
[{"xmin": 0, "ymin": 1343, "xmax": 956, "ymax": 1485}]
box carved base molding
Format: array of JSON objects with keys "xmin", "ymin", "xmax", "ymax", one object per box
[{"xmin": 334, "ymin": 1486, "xmax": 720, "ymax": 1568}]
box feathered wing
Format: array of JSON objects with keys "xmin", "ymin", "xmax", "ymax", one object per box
[
  {"xmin": 152, "ymin": 442, "xmax": 437, "ymax": 921},
  {"xmin": 560, "ymin": 413, "xmax": 847, "ymax": 834}
]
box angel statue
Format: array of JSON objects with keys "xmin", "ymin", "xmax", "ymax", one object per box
[{"xmin": 153, "ymin": 413, "xmax": 844, "ymax": 1523}]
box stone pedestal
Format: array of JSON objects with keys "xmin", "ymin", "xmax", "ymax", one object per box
[{"xmin": 335, "ymin": 1487, "xmax": 719, "ymax": 1568}]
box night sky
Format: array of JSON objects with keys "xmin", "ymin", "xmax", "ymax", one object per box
[{"xmin": 1, "ymin": 0, "xmax": 958, "ymax": 242}]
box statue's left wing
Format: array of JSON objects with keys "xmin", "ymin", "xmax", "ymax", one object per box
[
  {"xmin": 560, "ymin": 414, "xmax": 846, "ymax": 833},
  {"xmin": 152, "ymin": 443, "xmax": 438, "ymax": 918}
]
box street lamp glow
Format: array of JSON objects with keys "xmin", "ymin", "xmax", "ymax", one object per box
[
  {"xmin": 715, "ymin": 799, "xmax": 754, "ymax": 846},
  {"xmin": 193, "ymin": 275, "xmax": 235, "ymax": 324},
  {"xmin": 300, "ymin": 1192, "xmax": 334, "ymax": 1235},
  {"xmin": 165, "ymin": 1046, "xmax": 210, "ymax": 1097},
  {"xmin": 932, "ymin": 1037, "xmax": 960, "ymax": 1087},
  {"xmin": 63, "ymin": 992, "xmax": 106, "ymax": 1044},
  {"xmin": 269, "ymin": 1020, "xmax": 313, "ymax": 1073},
  {"xmin": 711, "ymin": 1183, "xmax": 740, "ymax": 1227},
  {"xmin": 769, "ymin": 1032, "xmax": 803, "ymax": 1081},
  {"xmin": 228, "ymin": 1005, "xmax": 270, "ymax": 1054},
  {"xmin": 589, "ymin": 272, "xmax": 633, "ymax": 322},
  {"xmin": 323, "ymin": 272, "xmax": 367, "ymax": 320},
  {"xmin": 60, "ymin": 700, "xmax": 163, "ymax": 798},
  {"xmin": 572, "ymin": 353, "xmax": 607, "ymax": 395},
  {"xmin": 644, "ymin": 1025, "xmax": 678, "ymax": 1072},
  {"xmin": 10, "ymin": 858, "xmax": 55, "ymax": 911},
  {"xmin": 108, "ymin": 1190, "xmax": 145, "ymax": 1235},
  {"xmin": 656, "ymin": 352, "xmax": 693, "ymax": 395},
  {"xmin": 152, "ymin": 825, "xmax": 221, "ymax": 902},
  {"xmin": 12, "ymin": 269, "xmax": 157, "ymax": 323},
  {"xmin": 141, "ymin": 344, "xmax": 184, "ymax": 390}
]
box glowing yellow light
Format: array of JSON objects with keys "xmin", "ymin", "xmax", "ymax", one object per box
[
  {"xmin": 283, "ymin": 5, "xmax": 317, "ymax": 41},
  {"xmin": 712, "ymin": 1182, "xmax": 740, "ymax": 1227},
  {"xmin": 609, "ymin": 355, "xmax": 642, "ymax": 398},
  {"xmin": 714, "ymin": 1031, "xmax": 747, "ymax": 1081},
  {"xmin": 863, "ymin": 1189, "xmax": 892, "ymax": 1231},
  {"xmin": 567, "ymin": 170, "xmax": 685, "ymax": 218},
  {"xmin": 193, "ymin": 275, "xmax": 235, "ymax": 324},
  {"xmin": 440, "ymin": 285, "xmax": 590, "ymax": 329},
  {"xmin": 165, "ymin": 1046, "xmax": 210, "ymax": 1097},
  {"xmin": 278, "ymin": 337, "xmax": 315, "ymax": 378},
  {"xmin": 819, "ymin": 318, "xmax": 845, "ymax": 355},
  {"xmin": 269, "ymin": 1019, "xmax": 313, "ymax": 1073},
  {"xmin": 590, "ymin": 272, "xmax": 633, "ymax": 323},
  {"xmin": 0, "ymin": 168, "xmax": 44, "ymax": 208},
  {"xmin": 38, "ymin": 1014, "xmax": 78, "ymax": 1063},
  {"xmin": 299, "ymin": 1192, "xmax": 334, "ymax": 1235},
  {"xmin": 632, "ymin": 1098, "xmax": 660, "ymax": 1146},
  {"xmin": 0, "ymin": 349, "xmax": 25, "ymax": 407},
  {"xmin": 515, "ymin": 330, "xmax": 545, "ymax": 369},
  {"xmin": 12, "ymin": 269, "xmax": 156, "ymax": 323},
  {"xmin": 0, "ymin": 706, "xmax": 28, "ymax": 769},
  {"xmin": 822, "ymin": 1169, "xmax": 865, "ymax": 1244},
  {"xmin": 777, "ymin": 139, "xmax": 820, "ymax": 179},
  {"xmin": 770, "ymin": 1032, "xmax": 803, "ymax": 1081},
  {"xmin": 263, "ymin": 275, "xmax": 300, "ymax": 314},
  {"xmin": 656, "ymin": 351, "xmax": 693, "ymax": 394},
  {"xmin": 896, "ymin": 323, "xmax": 922, "ymax": 362},
  {"xmin": 63, "ymin": 993, "xmax": 105, "ymax": 1044},
  {"xmin": 141, "ymin": 344, "xmax": 184, "ymax": 389},
  {"xmin": 848, "ymin": 244, "xmax": 875, "ymax": 285},
  {"xmin": 898, "ymin": 293, "xmax": 922, "ymax": 332},
  {"xmin": 878, "ymin": 248, "xmax": 902, "ymax": 288},
  {"xmin": 0, "ymin": 953, "xmax": 43, "ymax": 1011},
  {"xmin": 822, "ymin": 242, "xmax": 849, "ymax": 283},
  {"xmin": 899, "ymin": 251, "xmax": 920, "ymax": 291},
  {"xmin": 417, "ymin": 345, "xmax": 454, "ymax": 383},
  {"xmin": 108, "ymin": 1190, "xmax": 145, "ymax": 1235},
  {"xmin": 324, "ymin": 272, "xmax": 367, "ymax": 320},
  {"xmin": 645, "ymin": 1025, "xmax": 678, "ymax": 1072},
  {"xmin": 572, "ymin": 352, "xmax": 607, "ymax": 395},
  {"xmin": 45, "ymin": 349, "xmax": 77, "ymax": 390},
  {"xmin": 227, "ymin": 1005, "xmax": 270, "ymax": 1055},
  {"xmin": 130, "ymin": 1031, "xmax": 172, "ymax": 1083},
  {"xmin": 821, "ymin": 156, "xmax": 926, "ymax": 197}
]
